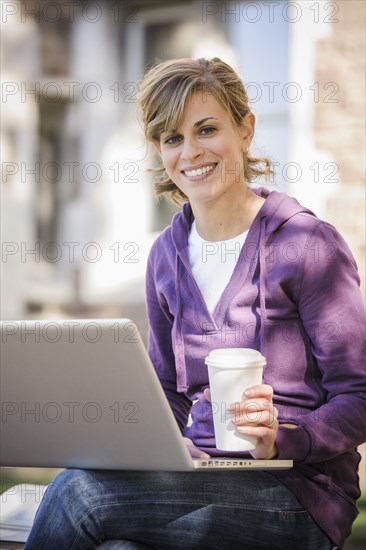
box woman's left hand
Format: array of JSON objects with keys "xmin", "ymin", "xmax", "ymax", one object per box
[{"xmin": 204, "ymin": 384, "xmax": 279, "ymax": 459}]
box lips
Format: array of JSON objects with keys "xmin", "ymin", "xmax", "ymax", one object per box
[{"xmin": 181, "ymin": 163, "xmax": 218, "ymax": 178}]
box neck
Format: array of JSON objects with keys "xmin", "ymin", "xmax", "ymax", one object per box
[{"xmin": 191, "ymin": 186, "xmax": 265, "ymax": 241}]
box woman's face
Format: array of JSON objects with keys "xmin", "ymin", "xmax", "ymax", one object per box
[{"xmin": 155, "ymin": 91, "xmax": 255, "ymax": 207}]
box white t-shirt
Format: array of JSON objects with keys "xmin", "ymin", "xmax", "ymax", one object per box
[{"xmin": 188, "ymin": 220, "xmax": 249, "ymax": 313}]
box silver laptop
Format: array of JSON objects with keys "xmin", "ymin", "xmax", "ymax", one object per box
[{"xmin": 0, "ymin": 319, "xmax": 292, "ymax": 471}]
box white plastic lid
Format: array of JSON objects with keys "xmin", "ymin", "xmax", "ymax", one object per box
[{"xmin": 204, "ymin": 348, "xmax": 266, "ymax": 368}]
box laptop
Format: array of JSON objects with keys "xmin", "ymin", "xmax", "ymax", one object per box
[{"xmin": 0, "ymin": 318, "xmax": 292, "ymax": 471}]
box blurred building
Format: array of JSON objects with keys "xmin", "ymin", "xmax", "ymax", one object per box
[{"xmin": 1, "ymin": 0, "xmax": 365, "ymax": 338}]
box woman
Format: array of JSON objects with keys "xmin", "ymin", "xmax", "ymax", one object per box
[{"xmin": 26, "ymin": 58, "xmax": 365, "ymax": 550}]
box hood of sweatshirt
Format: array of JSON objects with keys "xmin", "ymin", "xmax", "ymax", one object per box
[{"xmin": 169, "ymin": 187, "xmax": 316, "ymax": 392}]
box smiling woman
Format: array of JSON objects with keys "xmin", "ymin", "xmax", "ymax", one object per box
[
  {"xmin": 138, "ymin": 57, "xmax": 274, "ymax": 206},
  {"xmin": 154, "ymin": 93, "xmax": 265, "ymax": 239},
  {"xmin": 24, "ymin": 58, "xmax": 366, "ymax": 550}
]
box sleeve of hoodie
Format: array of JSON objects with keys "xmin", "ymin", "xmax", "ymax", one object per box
[
  {"xmin": 145, "ymin": 241, "xmax": 192, "ymax": 434},
  {"xmin": 276, "ymin": 219, "xmax": 366, "ymax": 463}
]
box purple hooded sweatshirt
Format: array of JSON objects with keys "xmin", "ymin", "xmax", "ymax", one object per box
[{"xmin": 145, "ymin": 187, "xmax": 366, "ymax": 549}]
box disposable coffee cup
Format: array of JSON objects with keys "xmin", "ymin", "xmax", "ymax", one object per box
[{"xmin": 205, "ymin": 348, "xmax": 266, "ymax": 452}]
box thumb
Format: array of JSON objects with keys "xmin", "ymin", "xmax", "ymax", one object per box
[
  {"xmin": 203, "ymin": 388, "xmax": 211, "ymax": 402},
  {"xmin": 183, "ymin": 437, "xmax": 210, "ymax": 459}
]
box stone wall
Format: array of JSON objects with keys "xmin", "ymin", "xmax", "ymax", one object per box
[
  {"xmin": 314, "ymin": 0, "xmax": 365, "ymax": 494},
  {"xmin": 314, "ymin": 0, "xmax": 365, "ymax": 299}
]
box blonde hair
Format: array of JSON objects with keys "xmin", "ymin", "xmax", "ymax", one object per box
[{"xmin": 138, "ymin": 57, "xmax": 274, "ymax": 205}]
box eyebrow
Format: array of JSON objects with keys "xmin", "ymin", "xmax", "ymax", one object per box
[{"xmin": 193, "ymin": 116, "xmax": 218, "ymax": 127}]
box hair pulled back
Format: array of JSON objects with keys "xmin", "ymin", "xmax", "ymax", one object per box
[{"xmin": 138, "ymin": 57, "xmax": 274, "ymax": 205}]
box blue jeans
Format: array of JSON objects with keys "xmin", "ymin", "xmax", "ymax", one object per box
[{"xmin": 25, "ymin": 469, "xmax": 335, "ymax": 550}]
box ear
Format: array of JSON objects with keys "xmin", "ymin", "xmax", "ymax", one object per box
[{"xmin": 241, "ymin": 112, "xmax": 256, "ymax": 151}]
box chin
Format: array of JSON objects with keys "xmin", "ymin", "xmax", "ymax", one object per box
[{"xmin": 190, "ymin": 194, "xmax": 221, "ymax": 206}]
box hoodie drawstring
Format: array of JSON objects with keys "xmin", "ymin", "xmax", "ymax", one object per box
[
  {"xmin": 259, "ymin": 217, "xmax": 268, "ymax": 359},
  {"xmin": 174, "ymin": 254, "xmax": 188, "ymax": 392},
  {"xmin": 174, "ymin": 217, "xmax": 268, "ymax": 393}
]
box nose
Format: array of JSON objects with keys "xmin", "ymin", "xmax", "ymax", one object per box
[{"xmin": 180, "ymin": 135, "xmax": 204, "ymax": 161}]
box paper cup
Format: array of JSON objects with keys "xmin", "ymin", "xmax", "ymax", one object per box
[{"xmin": 205, "ymin": 348, "xmax": 266, "ymax": 451}]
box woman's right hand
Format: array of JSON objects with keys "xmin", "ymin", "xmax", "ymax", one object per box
[{"xmin": 183, "ymin": 437, "xmax": 211, "ymax": 459}]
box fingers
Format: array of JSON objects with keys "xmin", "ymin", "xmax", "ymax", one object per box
[
  {"xmin": 212, "ymin": 383, "xmax": 278, "ymax": 461},
  {"xmin": 227, "ymin": 384, "xmax": 276, "ymax": 426},
  {"xmin": 204, "ymin": 384, "xmax": 272, "ymax": 405},
  {"xmin": 206, "ymin": 384, "xmax": 277, "ymax": 427},
  {"xmin": 231, "ymin": 403, "xmax": 278, "ymax": 427},
  {"xmin": 183, "ymin": 437, "xmax": 210, "ymax": 459},
  {"xmin": 243, "ymin": 384, "xmax": 273, "ymax": 399},
  {"xmin": 202, "ymin": 384, "xmax": 278, "ymax": 460},
  {"xmin": 228, "ymin": 396, "xmax": 272, "ymax": 412},
  {"xmin": 203, "ymin": 388, "xmax": 211, "ymax": 402},
  {"xmin": 237, "ymin": 424, "xmax": 278, "ymax": 438}
]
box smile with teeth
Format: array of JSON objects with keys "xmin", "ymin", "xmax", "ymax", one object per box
[{"xmin": 183, "ymin": 164, "xmax": 217, "ymax": 177}]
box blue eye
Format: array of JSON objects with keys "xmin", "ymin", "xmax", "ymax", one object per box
[
  {"xmin": 163, "ymin": 126, "xmax": 216, "ymax": 145},
  {"xmin": 164, "ymin": 134, "xmax": 182, "ymax": 145},
  {"xmin": 200, "ymin": 126, "xmax": 216, "ymax": 135}
]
